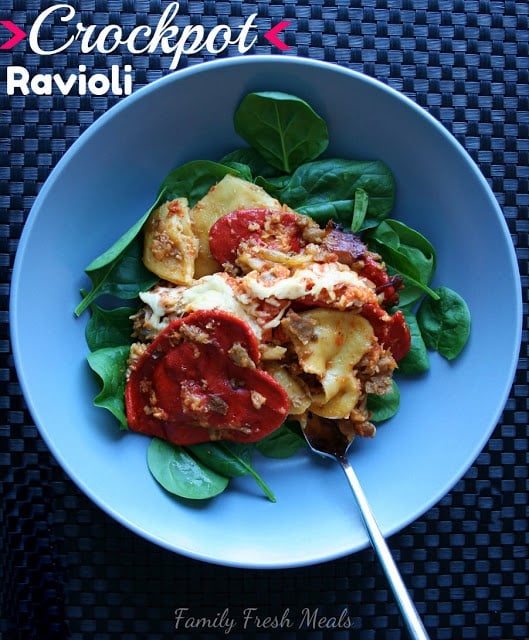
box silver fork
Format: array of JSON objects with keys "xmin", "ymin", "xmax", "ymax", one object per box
[{"xmin": 302, "ymin": 420, "xmax": 430, "ymax": 640}]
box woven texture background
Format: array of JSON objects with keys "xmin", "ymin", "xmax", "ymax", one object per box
[{"xmin": 1, "ymin": 1, "xmax": 528, "ymax": 638}]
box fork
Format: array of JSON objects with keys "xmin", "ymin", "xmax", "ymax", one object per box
[{"xmin": 302, "ymin": 419, "xmax": 430, "ymax": 640}]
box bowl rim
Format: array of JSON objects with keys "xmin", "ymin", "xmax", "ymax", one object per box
[{"xmin": 10, "ymin": 55, "xmax": 523, "ymax": 568}]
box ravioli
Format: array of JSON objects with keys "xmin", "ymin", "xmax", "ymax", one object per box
[
  {"xmin": 190, "ymin": 174, "xmax": 282, "ymax": 278},
  {"xmin": 284, "ymin": 308, "xmax": 375, "ymax": 419},
  {"xmin": 143, "ymin": 198, "xmax": 198, "ymax": 285}
]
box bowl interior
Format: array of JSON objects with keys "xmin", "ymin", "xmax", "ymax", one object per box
[{"xmin": 11, "ymin": 57, "xmax": 522, "ymax": 568}]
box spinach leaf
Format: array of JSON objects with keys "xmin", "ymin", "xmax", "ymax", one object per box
[
  {"xmin": 255, "ymin": 421, "xmax": 306, "ymax": 459},
  {"xmin": 293, "ymin": 200, "xmax": 355, "ymax": 225},
  {"xmin": 160, "ymin": 160, "xmax": 242, "ymax": 206},
  {"xmin": 351, "ymin": 187, "xmax": 369, "ymax": 233},
  {"xmin": 417, "ymin": 286, "xmax": 471, "ymax": 360},
  {"xmin": 189, "ymin": 441, "xmax": 276, "ymax": 502},
  {"xmin": 85, "ymin": 304, "xmax": 135, "ymax": 352},
  {"xmin": 277, "ymin": 159, "xmax": 395, "ymax": 226},
  {"xmin": 255, "ymin": 174, "xmax": 292, "ymax": 200},
  {"xmin": 147, "ymin": 439, "xmax": 229, "ymax": 500},
  {"xmin": 86, "ymin": 346, "xmax": 130, "ymax": 428},
  {"xmin": 220, "ymin": 161, "xmax": 253, "ymax": 183},
  {"xmin": 365, "ymin": 219, "xmax": 439, "ymax": 303},
  {"xmin": 220, "ymin": 147, "xmax": 279, "ymax": 179},
  {"xmin": 367, "ymin": 380, "xmax": 400, "ymax": 423},
  {"xmin": 234, "ymin": 91, "xmax": 329, "ymax": 173},
  {"xmin": 74, "ymin": 191, "xmax": 165, "ymax": 317},
  {"xmin": 396, "ymin": 310, "xmax": 430, "ymax": 374}
]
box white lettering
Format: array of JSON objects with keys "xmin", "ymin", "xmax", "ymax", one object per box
[
  {"xmin": 6, "ymin": 65, "xmax": 132, "ymax": 97},
  {"xmin": 299, "ymin": 607, "xmax": 353, "ymax": 630},
  {"xmin": 18, "ymin": 1, "xmax": 259, "ymax": 97},
  {"xmin": 123, "ymin": 65, "xmax": 133, "ymax": 95},
  {"xmin": 206, "ymin": 24, "xmax": 232, "ymax": 54},
  {"xmin": 174, "ymin": 607, "xmax": 189, "ymax": 629},
  {"xmin": 146, "ymin": 2, "xmax": 181, "ymax": 53},
  {"xmin": 6, "ymin": 66, "xmax": 30, "ymax": 95},
  {"xmin": 126, "ymin": 24, "xmax": 153, "ymax": 54},
  {"xmin": 53, "ymin": 72, "xmax": 77, "ymax": 94},
  {"xmin": 29, "ymin": 4, "xmax": 76, "ymax": 55},
  {"xmin": 31, "ymin": 73, "xmax": 53, "ymax": 95},
  {"xmin": 232, "ymin": 12, "xmax": 258, "ymax": 52},
  {"xmin": 168, "ymin": 24, "xmax": 206, "ymax": 69},
  {"xmin": 88, "ymin": 73, "xmax": 110, "ymax": 95}
]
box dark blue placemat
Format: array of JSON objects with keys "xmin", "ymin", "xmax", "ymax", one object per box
[{"xmin": 1, "ymin": 1, "xmax": 528, "ymax": 639}]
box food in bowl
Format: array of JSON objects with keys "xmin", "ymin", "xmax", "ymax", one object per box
[{"xmin": 75, "ymin": 91, "xmax": 470, "ymax": 502}]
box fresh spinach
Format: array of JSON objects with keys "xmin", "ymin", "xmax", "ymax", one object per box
[
  {"xmin": 85, "ymin": 303, "xmax": 136, "ymax": 352},
  {"xmin": 147, "ymin": 439, "xmax": 229, "ymax": 500},
  {"xmin": 367, "ymin": 380, "xmax": 400, "ymax": 423},
  {"xmin": 396, "ymin": 310, "xmax": 430, "ymax": 374},
  {"xmin": 351, "ymin": 188, "xmax": 369, "ymax": 233},
  {"xmin": 254, "ymin": 174, "xmax": 293, "ymax": 200},
  {"xmin": 189, "ymin": 442, "xmax": 276, "ymax": 502},
  {"xmin": 276, "ymin": 158, "xmax": 395, "ymax": 226},
  {"xmin": 220, "ymin": 147, "xmax": 279, "ymax": 179},
  {"xmin": 417, "ymin": 286, "xmax": 471, "ymax": 360},
  {"xmin": 86, "ymin": 346, "xmax": 130, "ymax": 428},
  {"xmin": 234, "ymin": 92, "xmax": 329, "ymax": 173},
  {"xmin": 254, "ymin": 420, "xmax": 306, "ymax": 459},
  {"xmin": 365, "ymin": 219, "xmax": 439, "ymax": 303},
  {"xmin": 74, "ymin": 192, "xmax": 165, "ymax": 317},
  {"xmin": 160, "ymin": 160, "xmax": 242, "ymax": 206},
  {"xmin": 220, "ymin": 161, "xmax": 253, "ymax": 183}
]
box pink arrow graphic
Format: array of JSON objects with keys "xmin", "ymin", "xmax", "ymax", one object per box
[
  {"xmin": 264, "ymin": 21, "xmax": 291, "ymax": 51},
  {"xmin": 0, "ymin": 20, "xmax": 27, "ymax": 50}
]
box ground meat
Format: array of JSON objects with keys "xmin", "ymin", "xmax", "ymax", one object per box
[
  {"xmin": 177, "ymin": 323, "xmax": 210, "ymax": 344},
  {"xmin": 207, "ymin": 395, "xmax": 229, "ymax": 415},
  {"xmin": 338, "ymin": 415, "xmax": 376, "ymax": 440},
  {"xmin": 281, "ymin": 309, "xmax": 316, "ymax": 345},
  {"xmin": 228, "ymin": 342, "xmax": 256, "ymax": 369},
  {"xmin": 127, "ymin": 342, "xmax": 149, "ymax": 377},
  {"xmin": 321, "ymin": 222, "xmax": 367, "ymax": 266},
  {"xmin": 356, "ymin": 344, "xmax": 397, "ymax": 396}
]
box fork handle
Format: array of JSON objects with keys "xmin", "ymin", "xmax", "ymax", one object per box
[{"xmin": 339, "ymin": 456, "xmax": 430, "ymax": 640}]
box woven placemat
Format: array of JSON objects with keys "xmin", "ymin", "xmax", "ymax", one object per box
[{"xmin": 1, "ymin": 1, "xmax": 528, "ymax": 638}]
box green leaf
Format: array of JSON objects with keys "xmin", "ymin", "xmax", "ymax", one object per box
[
  {"xmin": 147, "ymin": 439, "xmax": 229, "ymax": 500},
  {"xmin": 74, "ymin": 191, "xmax": 165, "ymax": 317},
  {"xmin": 365, "ymin": 219, "xmax": 439, "ymax": 303},
  {"xmin": 367, "ymin": 380, "xmax": 400, "ymax": 423},
  {"xmin": 160, "ymin": 159, "xmax": 243, "ymax": 206},
  {"xmin": 220, "ymin": 147, "xmax": 280, "ymax": 179},
  {"xmin": 351, "ymin": 188, "xmax": 369, "ymax": 233},
  {"xmin": 220, "ymin": 161, "xmax": 253, "ymax": 182},
  {"xmin": 86, "ymin": 346, "xmax": 130, "ymax": 428},
  {"xmin": 278, "ymin": 158, "xmax": 395, "ymax": 226},
  {"xmin": 417, "ymin": 286, "xmax": 471, "ymax": 360},
  {"xmin": 85, "ymin": 304, "xmax": 135, "ymax": 352},
  {"xmin": 188, "ymin": 442, "xmax": 276, "ymax": 502},
  {"xmin": 296, "ymin": 200, "xmax": 355, "ymax": 224},
  {"xmin": 396, "ymin": 310, "xmax": 430, "ymax": 374},
  {"xmin": 255, "ymin": 174, "xmax": 294, "ymax": 200},
  {"xmin": 255, "ymin": 421, "xmax": 306, "ymax": 459},
  {"xmin": 234, "ymin": 91, "xmax": 329, "ymax": 173}
]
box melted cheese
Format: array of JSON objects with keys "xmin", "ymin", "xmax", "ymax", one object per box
[
  {"xmin": 288, "ymin": 308, "xmax": 374, "ymax": 419},
  {"xmin": 139, "ymin": 274, "xmax": 264, "ymax": 339},
  {"xmin": 242, "ymin": 262, "xmax": 377, "ymax": 307}
]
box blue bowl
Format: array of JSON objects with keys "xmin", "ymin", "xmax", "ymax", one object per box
[{"xmin": 10, "ymin": 56, "xmax": 522, "ymax": 568}]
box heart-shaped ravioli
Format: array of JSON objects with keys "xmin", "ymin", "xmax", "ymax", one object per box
[{"xmin": 125, "ymin": 310, "xmax": 290, "ymax": 445}]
